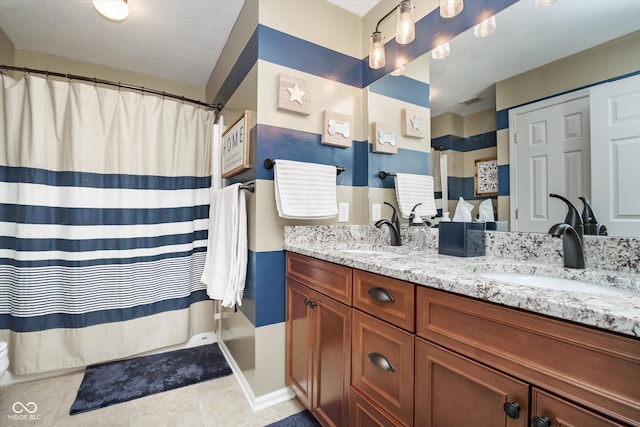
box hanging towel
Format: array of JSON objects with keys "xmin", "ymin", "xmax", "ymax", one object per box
[
  {"xmin": 201, "ymin": 183, "xmax": 247, "ymax": 307},
  {"xmin": 394, "ymin": 173, "xmax": 437, "ymax": 219},
  {"xmin": 274, "ymin": 159, "xmax": 338, "ymax": 219}
]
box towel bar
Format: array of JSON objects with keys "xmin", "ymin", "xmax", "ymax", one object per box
[
  {"xmin": 378, "ymin": 171, "xmax": 397, "ymax": 180},
  {"xmin": 239, "ymin": 182, "xmax": 255, "ymax": 192},
  {"xmin": 263, "ymin": 158, "xmax": 345, "ymax": 175}
]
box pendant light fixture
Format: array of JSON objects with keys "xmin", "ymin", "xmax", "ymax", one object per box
[
  {"xmin": 396, "ymin": 0, "xmax": 415, "ymax": 44},
  {"xmin": 92, "ymin": 0, "xmax": 129, "ymax": 22},
  {"xmin": 368, "ymin": 0, "xmax": 416, "ymax": 70},
  {"xmin": 369, "ymin": 32, "xmax": 386, "ymax": 70},
  {"xmin": 535, "ymin": 0, "xmax": 558, "ymax": 6},
  {"xmin": 473, "ymin": 15, "xmax": 496, "ymax": 38},
  {"xmin": 439, "ymin": 0, "xmax": 464, "ymax": 18}
]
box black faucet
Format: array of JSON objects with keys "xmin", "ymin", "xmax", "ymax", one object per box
[
  {"xmin": 579, "ymin": 196, "xmax": 608, "ymax": 236},
  {"xmin": 549, "ymin": 194, "xmax": 585, "ymax": 269},
  {"xmin": 375, "ymin": 202, "xmax": 402, "ymax": 246}
]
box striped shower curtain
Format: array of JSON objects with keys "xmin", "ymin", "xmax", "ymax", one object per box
[{"xmin": 0, "ymin": 74, "xmax": 216, "ymax": 374}]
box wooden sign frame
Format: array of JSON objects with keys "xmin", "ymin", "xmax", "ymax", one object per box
[
  {"xmin": 474, "ymin": 157, "xmax": 499, "ymax": 196},
  {"xmin": 222, "ymin": 111, "xmax": 251, "ymax": 178}
]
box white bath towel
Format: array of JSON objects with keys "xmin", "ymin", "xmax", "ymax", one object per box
[
  {"xmin": 274, "ymin": 159, "xmax": 338, "ymax": 219},
  {"xmin": 394, "ymin": 173, "xmax": 437, "ymax": 219},
  {"xmin": 201, "ymin": 183, "xmax": 247, "ymax": 307}
]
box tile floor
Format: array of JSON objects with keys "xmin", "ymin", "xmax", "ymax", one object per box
[{"xmin": 0, "ymin": 369, "xmax": 305, "ymax": 427}]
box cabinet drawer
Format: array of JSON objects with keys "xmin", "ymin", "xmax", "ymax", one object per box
[
  {"xmin": 416, "ymin": 286, "xmax": 640, "ymax": 426},
  {"xmin": 353, "ymin": 269, "xmax": 415, "ymax": 332},
  {"xmin": 531, "ymin": 388, "xmax": 626, "ymax": 427},
  {"xmin": 350, "ymin": 387, "xmax": 404, "ymax": 427},
  {"xmin": 352, "ymin": 310, "xmax": 414, "ymax": 426},
  {"xmin": 286, "ymin": 252, "xmax": 352, "ymax": 305}
]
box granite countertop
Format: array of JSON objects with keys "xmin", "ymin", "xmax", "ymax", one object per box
[{"xmin": 283, "ymin": 238, "xmax": 640, "ymax": 338}]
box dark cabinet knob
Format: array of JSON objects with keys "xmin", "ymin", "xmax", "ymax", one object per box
[
  {"xmin": 368, "ymin": 352, "xmax": 395, "ymax": 372},
  {"xmin": 502, "ymin": 402, "xmax": 520, "ymax": 419},
  {"xmin": 367, "ymin": 287, "xmax": 395, "ymax": 303},
  {"xmin": 532, "ymin": 415, "xmax": 551, "ymax": 427},
  {"xmin": 303, "ymin": 298, "xmax": 318, "ymax": 308}
]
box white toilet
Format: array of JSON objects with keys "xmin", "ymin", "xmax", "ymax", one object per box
[{"xmin": 0, "ymin": 341, "xmax": 8, "ymax": 378}]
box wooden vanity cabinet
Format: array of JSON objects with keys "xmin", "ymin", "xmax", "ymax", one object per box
[
  {"xmin": 286, "ymin": 253, "xmax": 352, "ymax": 427},
  {"xmin": 286, "ymin": 252, "xmax": 640, "ymax": 427}
]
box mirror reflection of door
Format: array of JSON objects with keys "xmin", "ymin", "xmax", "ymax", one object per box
[
  {"xmin": 509, "ymin": 92, "xmax": 591, "ymax": 233},
  {"xmin": 590, "ymin": 74, "xmax": 640, "ymax": 238}
]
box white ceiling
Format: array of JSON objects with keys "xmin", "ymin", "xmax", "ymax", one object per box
[
  {"xmin": 0, "ymin": 0, "xmax": 245, "ymax": 87},
  {"xmin": 1, "ymin": 0, "xmax": 638, "ymax": 116}
]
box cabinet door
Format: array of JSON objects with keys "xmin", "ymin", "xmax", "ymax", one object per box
[
  {"xmin": 352, "ymin": 310, "xmax": 414, "ymax": 426},
  {"xmin": 531, "ymin": 388, "xmax": 627, "ymax": 427},
  {"xmin": 314, "ymin": 291, "xmax": 352, "ymax": 427},
  {"xmin": 286, "ymin": 279, "xmax": 314, "ymax": 410},
  {"xmin": 415, "ymin": 338, "xmax": 529, "ymax": 427}
]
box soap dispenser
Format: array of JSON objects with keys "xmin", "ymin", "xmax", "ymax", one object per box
[
  {"xmin": 408, "ymin": 203, "xmax": 426, "ymax": 250},
  {"xmin": 579, "ymin": 196, "xmax": 608, "ymax": 236}
]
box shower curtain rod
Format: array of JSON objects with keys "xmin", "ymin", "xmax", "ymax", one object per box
[{"xmin": 0, "ymin": 64, "xmax": 222, "ymax": 111}]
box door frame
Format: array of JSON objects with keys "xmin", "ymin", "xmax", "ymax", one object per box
[{"xmin": 508, "ymin": 88, "xmax": 590, "ymax": 231}]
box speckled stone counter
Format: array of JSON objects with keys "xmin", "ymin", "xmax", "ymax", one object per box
[{"xmin": 284, "ymin": 225, "xmax": 640, "ymax": 338}]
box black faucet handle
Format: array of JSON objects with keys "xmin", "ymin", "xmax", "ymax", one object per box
[
  {"xmin": 384, "ymin": 202, "xmax": 399, "ymax": 223},
  {"xmin": 550, "ymin": 193, "xmax": 583, "ymax": 229}
]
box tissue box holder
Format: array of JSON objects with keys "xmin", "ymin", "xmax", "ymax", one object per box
[{"xmin": 438, "ymin": 222, "xmax": 486, "ymax": 257}]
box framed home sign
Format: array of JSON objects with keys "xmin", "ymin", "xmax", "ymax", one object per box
[
  {"xmin": 222, "ymin": 111, "xmax": 251, "ymax": 178},
  {"xmin": 474, "ymin": 157, "xmax": 499, "ymax": 197}
]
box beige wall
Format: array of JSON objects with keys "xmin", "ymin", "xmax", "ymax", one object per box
[
  {"xmin": 0, "ymin": 27, "xmax": 14, "ymax": 66},
  {"xmin": 206, "ymin": 0, "xmax": 258, "ymax": 103},
  {"xmin": 13, "ymin": 49, "xmax": 205, "ymax": 101},
  {"xmin": 214, "ymin": 0, "xmax": 371, "ymax": 401}
]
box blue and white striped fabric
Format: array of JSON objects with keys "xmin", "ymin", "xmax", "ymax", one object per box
[{"xmin": 0, "ymin": 165, "xmax": 210, "ymax": 332}]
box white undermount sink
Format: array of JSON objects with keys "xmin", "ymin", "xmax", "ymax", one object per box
[
  {"xmin": 339, "ymin": 249, "xmax": 401, "ymax": 256},
  {"xmin": 478, "ymin": 272, "xmax": 632, "ymax": 296}
]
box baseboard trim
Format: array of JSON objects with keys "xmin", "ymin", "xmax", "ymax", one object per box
[{"xmin": 217, "ymin": 339, "xmax": 295, "ymax": 412}]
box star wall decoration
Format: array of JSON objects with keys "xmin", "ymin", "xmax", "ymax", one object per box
[
  {"xmin": 402, "ymin": 108, "xmax": 426, "ymax": 138},
  {"xmin": 410, "ymin": 115, "xmax": 422, "ymax": 131},
  {"xmin": 278, "ymin": 74, "xmax": 311, "ymax": 115},
  {"xmin": 287, "ymin": 83, "xmax": 306, "ymax": 104}
]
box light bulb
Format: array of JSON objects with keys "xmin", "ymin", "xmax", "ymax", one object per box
[
  {"xmin": 535, "ymin": 0, "xmax": 558, "ymax": 7},
  {"xmin": 369, "ymin": 32, "xmax": 386, "ymax": 69},
  {"xmin": 92, "ymin": 0, "xmax": 129, "ymax": 21},
  {"xmin": 439, "ymin": 0, "xmax": 463, "ymax": 18},
  {"xmin": 396, "ymin": 1, "xmax": 415, "ymax": 45},
  {"xmin": 473, "ymin": 15, "xmax": 496, "ymax": 38},
  {"xmin": 431, "ymin": 42, "xmax": 450, "ymax": 60}
]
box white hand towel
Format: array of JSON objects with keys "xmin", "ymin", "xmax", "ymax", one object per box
[
  {"xmin": 274, "ymin": 159, "xmax": 338, "ymax": 219},
  {"xmin": 394, "ymin": 173, "xmax": 437, "ymax": 219},
  {"xmin": 201, "ymin": 183, "xmax": 247, "ymax": 307}
]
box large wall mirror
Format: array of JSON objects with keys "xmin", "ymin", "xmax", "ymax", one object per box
[{"xmin": 367, "ymin": 0, "xmax": 640, "ymax": 238}]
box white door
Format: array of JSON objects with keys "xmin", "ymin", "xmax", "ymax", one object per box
[
  {"xmin": 509, "ymin": 92, "xmax": 591, "ymax": 233},
  {"xmin": 590, "ymin": 74, "xmax": 640, "ymax": 238}
]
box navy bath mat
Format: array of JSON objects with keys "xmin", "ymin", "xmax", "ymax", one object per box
[
  {"xmin": 265, "ymin": 410, "xmax": 320, "ymax": 427},
  {"xmin": 70, "ymin": 343, "xmax": 232, "ymax": 415}
]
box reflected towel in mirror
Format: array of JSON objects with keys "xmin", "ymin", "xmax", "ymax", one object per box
[{"xmin": 394, "ymin": 173, "xmax": 437, "ymax": 219}]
